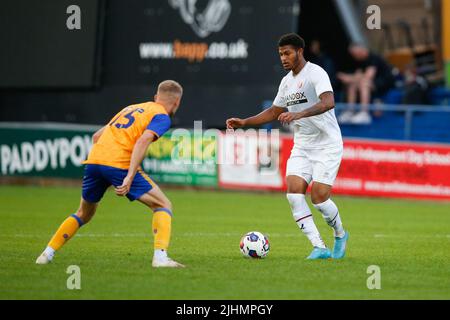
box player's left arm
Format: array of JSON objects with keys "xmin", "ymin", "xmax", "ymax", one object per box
[{"xmin": 278, "ymin": 91, "xmax": 335, "ymax": 124}]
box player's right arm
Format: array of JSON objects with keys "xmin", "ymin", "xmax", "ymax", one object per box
[
  {"xmin": 115, "ymin": 112, "xmax": 171, "ymax": 196},
  {"xmin": 226, "ymin": 105, "xmax": 286, "ymax": 129},
  {"xmin": 115, "ymin": 130, "xmax": 156, "ymax": 197}
]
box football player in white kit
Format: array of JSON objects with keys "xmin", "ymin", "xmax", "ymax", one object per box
[{"xmin": 226, "ymin": 33, "xmax": 349, "ymax": 260}]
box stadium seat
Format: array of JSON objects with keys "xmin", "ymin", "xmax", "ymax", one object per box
[
  {"xmin": 428, "ymin": 86, "xmax": 450, "ymax": 105},
  {"xmin": 379, "ymin": 88, "xmax": 404, "ymax": 104}
]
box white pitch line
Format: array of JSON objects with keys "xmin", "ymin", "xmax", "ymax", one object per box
[{"xmin": 374, "ymin": 234, "xmax": 450, "ymax": 238}]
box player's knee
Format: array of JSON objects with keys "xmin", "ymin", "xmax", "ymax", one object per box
[
  {"xmin": 154, "ymin": 198, "xmax": 172, "ymax": 212},
  {"xmin": 163, "ymin": 199, "xmax": 172, "ymax": 212},
  {"xmin": 311, "ymin": 189, "xmax": 330, "ymax": 204},
  {"xmin": 286, "ymin": 176, "xmax": 307, "ymax": 194},
  {"xmin": 75, "ymin": 210, "xmax": 92, "ymax": 224},
  {"xmin": 287, "ymin": 184, "xmax": 301, "ymax": 193}
]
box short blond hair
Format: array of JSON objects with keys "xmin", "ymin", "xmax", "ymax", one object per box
[{"xmin": 157, "ymin": 80, "xmax": 183, "ymax": 98}]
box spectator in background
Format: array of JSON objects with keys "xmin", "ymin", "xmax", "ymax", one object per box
[
  {"xmin": 402, "ymin": 63, "xmax": 428, "ymax": 104},
  {"xmin": 309, "ymin": 39, "xmax": 337, "ymax": 88},
  {"xmin": 337, "ymin": 43, "xmax": 395, "ymax": 124}
]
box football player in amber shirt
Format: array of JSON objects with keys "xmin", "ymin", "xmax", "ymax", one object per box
[{"xmin": 36, "ymin": 80, "xmax": 185, "ymax": 268}]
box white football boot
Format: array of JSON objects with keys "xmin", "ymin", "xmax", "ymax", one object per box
[
  {"xmin": 152, "ymin": 257, "xmax": 185, "ymax": 268},
  {"xmin": 35, "ymin": 252, "xmax": 52, "ymax": 264}
]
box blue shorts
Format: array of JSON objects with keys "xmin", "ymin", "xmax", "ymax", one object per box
[{"xmin": 81, "ymin": 164, "xmax": 156, "ymax": 203}]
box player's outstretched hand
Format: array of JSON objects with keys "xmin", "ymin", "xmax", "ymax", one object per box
[
  {"xmin": 226, "ymin": 118, "xmax": 246, "ymax": 129},
  {"xmin": 278, "ymin": 112, "xmax": 301, "ymax": 125},
  {"xmin": 115, "ymin": 175, "xmax": 133, "ymax": 196}
]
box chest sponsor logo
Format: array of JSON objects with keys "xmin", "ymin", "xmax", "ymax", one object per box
[{"xmin": 284, "ymin": 91, "xmax": 308, "ymax": 106}]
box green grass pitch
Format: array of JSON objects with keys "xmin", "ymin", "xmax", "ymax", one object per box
[{"xmin": 0, "ymin": 185, "xmax": 449, "ymax": 299}]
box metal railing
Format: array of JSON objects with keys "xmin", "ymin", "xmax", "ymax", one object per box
[{"xmin": 334, "ymin": 103, "xmax": 450, "ymax": 141}]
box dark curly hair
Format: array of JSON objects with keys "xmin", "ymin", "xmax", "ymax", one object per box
[{"xmin": 278, "ymin": 33, "xmax": 305, "ymax": 49}]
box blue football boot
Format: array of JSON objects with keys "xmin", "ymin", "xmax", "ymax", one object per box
[
  {"xmin": 306, "ymin": 247, "xmax": 332, "ymax": 260},
  {"xmin": 332, "ymin": 231, "xmax": 349, "ymax": 259}
]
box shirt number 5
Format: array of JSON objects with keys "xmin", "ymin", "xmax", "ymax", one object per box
[{"xmin": 110, "ymin": 108, "xmax": 144, "ymax": 129}]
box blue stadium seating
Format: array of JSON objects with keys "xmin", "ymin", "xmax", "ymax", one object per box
[
  {"xmin": 379, "ymin": 88, "xmax": 404, "ymax": 104},
  {"xmin": 338, "ymin": 107, "xmax": 450, "ymax": 143},
  {"xmin": 339, "ymin": 110, "xmax": 406, "ymax": 141},
  {"xmin": 428, "ymin": 86, "xmax": 450, "ymax": 105}
]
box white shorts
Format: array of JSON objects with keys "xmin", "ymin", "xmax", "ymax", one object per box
[{"xmin": 286, "ymin": 145, "xmax": 343, "ymax": 186}]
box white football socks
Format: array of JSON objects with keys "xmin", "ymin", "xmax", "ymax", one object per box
[
  {"xmin": 286, "ymin": 193, "xmax": 326, "ymax": 249},
  {"xmin": 154, "ymin": 249, "xmax": 168, "ymax": 261},
  {"xmin": 44, "ymin": 246, "xmax": 55, "ymax": 260},
  {"xmin": 313, "ymin": 198, "xmax": 345, "ymax": 238}
]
